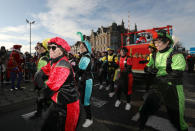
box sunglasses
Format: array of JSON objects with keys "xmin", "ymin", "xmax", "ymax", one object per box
[
  {"xmin": 35, "ymin": 47, "xmax": 38, "ymax": 50},
  {"xmin": 48, "ymin": 46, "xmax": 58, "ymax": 51},
  {"xmin": 35, "ymin": 46, "xmax": 41, "ymax": 50}
]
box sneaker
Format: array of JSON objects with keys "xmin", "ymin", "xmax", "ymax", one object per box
[
  {"xmin": 114, "ymin": 100, "xmax": 121, "ymax": 107},
  {"xmin": 108, "ymin": 92, "xmax": 115, "ymax": 98},
  {"xmin": 99, "ymin": 85, "xmax": 103, "ymax": 90},
  {"xmin": 131, "ymin": 112, "xmax": 140, "ymax": 122},
  {"xmin": 125, "ymin": 103, "xmax": 131, "ymax": 110},
  {"xmin": 10, "ymin": 88, "xmax": 14, "ymax": 91},
  {"xmin": 14, "ymin": 87, "xmax": 18, "ymax": 90},
  {"xmin": 106, "ymin": 85, "xmax": 110, "ymax": 91},
  {"xmin": 82, "ymin": 119, "xmax": 93, "ymax": 128}
]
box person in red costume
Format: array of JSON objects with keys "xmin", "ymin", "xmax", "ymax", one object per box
[
  {"xmin": 7, "ymin": 45, "xmax": 24, "ymax": 91},
  {"xmin": 136, "ymin": 35, "xmax": 147, "ymax": 44},
  {"xmin": 34, "ymin": 37, "xmax": 80, "ymax": 131},
  {"xmin": 114, "ymin": 47, "xmax": 133, "ymax": 110}
]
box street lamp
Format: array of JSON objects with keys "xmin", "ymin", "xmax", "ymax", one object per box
[{"xmin": 26, "ymin": 19, "xmax": 35, "ymax": 55}]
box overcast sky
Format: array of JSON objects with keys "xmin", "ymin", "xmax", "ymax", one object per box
[{"xmin": 0, "ymin": 0, "xmax": 194, "ymax": 53}]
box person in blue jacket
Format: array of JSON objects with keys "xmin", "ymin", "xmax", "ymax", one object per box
[{"xmin": 76, "ymin": 40, "xmax": 93, "ymax": 128}]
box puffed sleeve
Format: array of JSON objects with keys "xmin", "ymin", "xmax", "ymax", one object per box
[
  {"xmin": 127, "ymin": 57, "xmax": 133, "ymax": 66},
  {"xmin": 41, "ymin": 62, "xmax": 51, "ymax": 76},
  {"xmin": 165, "ymin": 53, "xmax": 186, "ymax": 81},
  {"xmin": 78, "ymin": 56, "xmax": 90, "ymax": 70},
  {"xmin": 126, "ymin": 57, "xmax": 133, "ymax": 73},
  {"xmin": 171, "ymin": 54, "xmax": 186, "ymax": 71},
  {"xmin": 46, "ymin": 64, "xmax": 70, "ymax": 91}
]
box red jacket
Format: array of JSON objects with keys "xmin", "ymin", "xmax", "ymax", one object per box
[
  {"xmin": 7, "ymin": 50, "xmax": 24, "ymax": 72},
  {"xmin": 118, "ymin": 56, "xmax": 133, "ymax": 72},
  {"xmin": 41, "ymin": 56, "xmax": 79, "ymax": 105},
  {"xmin": 118, "ymin": 56, "xmax": 133, "ymax": 95}
]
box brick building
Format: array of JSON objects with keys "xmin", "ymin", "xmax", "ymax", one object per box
[{"xmin": 71, "ymin": 20, "xmax": 137, "ymax": 54}]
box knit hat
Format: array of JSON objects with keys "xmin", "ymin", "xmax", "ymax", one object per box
[
  {"xmin": 48, "ymin": 37, "xmax": 71, "ymax": 52},
  {"xmin": 42, "ymin": 38, "xmax": 50, "ymax": 51},
  {"xmin": 107, "ymin": 48, "xmax": 114, "ymax": 51},
  {"xmin": 155, "ymin": 31, "xmax": 174, "ymax": 45},
  {"xmin": 13, "ymin": 45, "xmax": 22, "ymax": 49}
]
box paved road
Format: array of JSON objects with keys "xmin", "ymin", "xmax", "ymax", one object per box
[
  {"xmin": 0, "ymin": 101, "xmax": 41, "ymax": 131},
  {"xmin": 0, "ymin": 71, "xmax": 194, "ymax": 131}
]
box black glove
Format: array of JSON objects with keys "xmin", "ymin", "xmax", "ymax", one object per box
[
  {"xmin": 165, "ymin": 70, "xmax": 183, "ymax": 85},
  {"xmin": 126, "ymin": 65, "xmax": 132, "ymax": 74},
  {"xmin": 157, "ymin": 76, "xmax": 177, "ymax": 88},
  {"xmin": 43, "ymin": 87, "xmax": 55, "ymax": 99},
  {"xmin": 112, "ymin": 62, "xmax": 119, "ymax": 69},
  {"xmin": 139, "ymin": 60, "xmax": 148, "ymax": 64},
  {"xmin": 156, "ymin": 76, "xmax": 170, "ymax": 88},
  {"xmin": 34, "ymin": 70, "xmax": 46, "ymax": 90},
  {"xmin": 147, "ymin": 67, "xmax": 158, "ymax": 75},
  {"xmin": 144, "ymin": 66, "xmax": 148, "ymax": 73},
  {"xmin": 75, "ymin": 69, "xmax": 84, "ymax": 81},
  {"xmin": 166, "ymin": 70, "xmax": 183, "ymax": 80}
]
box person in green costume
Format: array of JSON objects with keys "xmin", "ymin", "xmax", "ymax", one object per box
[
  {"xmin": 137, "ymin": 32, "xmax": 188, "ymax": 131},
  {"xmin": 31, "ymin": 38, "xmax": 50, "ymax": 118},
  {"xmin": 36, "ymin": 39, "xmax": 50, "ymax": 71}
]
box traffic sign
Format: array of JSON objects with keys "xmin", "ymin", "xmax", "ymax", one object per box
[
  {"xmin": 189, "ymin": 47, "xmax": 195, "ymax": 54},
  {"xmin": 190, "ymin": 47, "xmax": 195, "ymax": 51}
]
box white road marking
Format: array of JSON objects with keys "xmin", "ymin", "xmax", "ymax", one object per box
[
  {"xmin": 145, "ymin": 115, "xmax": 195, "ymax": 131},
  {"xmin": 91, "ymin": 97, "xmax": 108, "ymax": 108},
  {"xmin": 95, "ymin": 118, "xmax": 138, "ymax": 130},
  {"xmin": 21, "ymin": 110, "xmax": 36, "ymax": 119},
  {"xmin": 93, "ymin": 84, "xmax": 100, "ymax": 86},
  {"xmin": 186, "ymin": 98, "xmax": 195, "ymax": 103}
]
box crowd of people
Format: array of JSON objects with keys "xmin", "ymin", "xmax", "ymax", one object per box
[
  {"xmin": 0, "ymin": 45, "xmax": 37, "ymax": 89},
  {"xmin": 0, "ymin": 31, "xmax": 194, "ymax": 131}
]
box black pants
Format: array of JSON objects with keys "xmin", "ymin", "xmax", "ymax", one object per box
[
  {"xmin": 139, "ymin": 91, "xmax": 161, "ymax": 129},
  {"xmin": 144, "ymin": 73, "xmax": 155, "ymax": 91},
  {"xmin": 36, "ymin": 97, "xmax": 51, "ymax": 115},
  {"xmin": 0, "ymin": 65, "xmax": 5, "ymax": 83},
  {"xmin": 139, "ymin": 85, "xmax": 188, "ymax": 131},
  {"xmin": 84, "ymin": 105, "xmax": 92, "ymax": 119},
  {"xmin": 116, "ymin": 72, "xmax": 131, "ymax": 103},
  {"xmin": 98, "ymin": 68, "xmax": 107, "ymax": 85},
  {"xmin": 188, "ymin": 63, "xmax": 194, "ymax": 72},
  {"xmin": 116, "ymin": 90, "xmax": 131, "ymax": 103},
  {"xmin": 41, "ymin": 103, "xmax": 66, "ymax": 131},
  {"xmin": 107, "ymin": 69, "xmax": 115, "ymax": 92}
]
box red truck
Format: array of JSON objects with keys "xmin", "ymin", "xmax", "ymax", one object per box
[{"xmin": 121, "ymin": 25, "xmax": 173, "ymax": 74}]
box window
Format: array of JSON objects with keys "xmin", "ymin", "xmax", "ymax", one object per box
[{"xmin": 102, "ymin": 37, "xmax": 104, "ymax": 45}]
